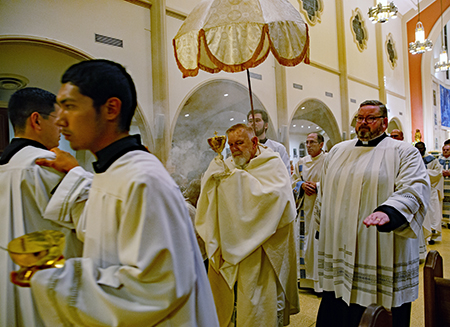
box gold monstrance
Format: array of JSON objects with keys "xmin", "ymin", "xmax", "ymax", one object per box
[
  {"xmin": 207, "ymin": 131, "xmax": 227, "ymax": 160},
  {"xmin": 207, "ymin": 131, "xmax": 230, "ymax": 178},
  {"xmin": 7, "ymin": 230, "xmax": 66, "ymax": 287}
]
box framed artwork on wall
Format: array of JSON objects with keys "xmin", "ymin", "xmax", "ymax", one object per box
[
  {"xmin": 298, "ymin": 0, "xmax": 323, "ymax": 26},
  {"xmin": 350, "ymin": 8, "xmax": 368, "ymax": 52},
  {"xmin": 441, "ymin": 85, "xmax": 450, "ymax": 128},
  {"xmin": 385, "ymin": 33, "xmax": 398, "ymax": 69}
]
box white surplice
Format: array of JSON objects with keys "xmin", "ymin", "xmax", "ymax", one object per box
[
  {"xmin": 196, "ymin": 146, "xmax": 299, "ymax": 327},
  {"xmin": 264, "ymin": 139, "xmax": 290, "ymax": 173},
  {"xmin": 316, "ymin": 137, "xmax": 430, "ymax": 309},
  {"xmin": 30, "ymin": 150, "xmax": 219, "ymax": 326},
  {"xmin": 0, "ymin": 145, "xmax": 83, "ymax": 327},
  {"xmin": 293, "ymin": 152, "xmax": 326, "ymax": 291},
  {"xmin": 423, "ymin": 156, "xmax": 444, "ymax": 234}
]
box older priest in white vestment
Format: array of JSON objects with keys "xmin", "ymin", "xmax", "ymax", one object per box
[
  {"xmin": 315, "ymin": 100, "xmax": 430, "ymax": 327},
  {"xmin": 196, "ymin": 124, "xmax": 299, "ymax": 327},
  {"xmin": 0, "ymin": 87, "xmax": 83, "ymax": 327},
  {"xmin": 26, "ymin": 60, "xmax": 219, "ymax": 326}
]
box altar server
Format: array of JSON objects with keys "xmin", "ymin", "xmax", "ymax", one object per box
[
  {"xmin": 0, "ymin": 87, "xmax": 82, "ymax": 327},
  {"xmin": 29, "ymin": 60, "xmax": 219, "ymax": 327}
]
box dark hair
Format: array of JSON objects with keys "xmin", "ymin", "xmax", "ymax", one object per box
[
  {"xmin": 309, "ymin": 132, "xmax": 324, "ymax": 144},
  {"xmin": 247, "ymin": 109, "xmax": 269, "ymax": 124},
  {"xmin": 8, "ymin": 87, "xmax": 56, "ymax": 133},
  {"xmin": 415, "ymin": 141, "xmax": 426, "ymax": 149},
  {"xmin": 444, "ymin": 139, "xmax": 450, "ymax": 146},
  {"xmin": 61, "ymin": 59, "xmax": 137, "ymax": 132},
  {"xmin": 359, "ymin": 100, "xmax": 388, "ymax": 118}
]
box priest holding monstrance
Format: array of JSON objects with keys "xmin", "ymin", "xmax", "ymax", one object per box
[{"xmin": 196, "ymin": 124, "xmax": 299, "ymax": 326}]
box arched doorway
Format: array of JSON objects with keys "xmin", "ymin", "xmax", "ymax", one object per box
[
  {"xmin": 289, "ymin": 98, "xmax": 341, "ymax": 161},
  {"xmin": 0, "ymin": 36, "xmax": 151, "ymax": 170},
  {"xmin": 387, "ymin": 117, "xmax": 402, "ymax": 134},
  {"xmin": 169, "ymin": 79, "xmax": 271, "ymax": 182}
]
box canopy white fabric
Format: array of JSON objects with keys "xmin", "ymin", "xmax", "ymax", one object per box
[{"xmin": 173, "ymin": 0, "xmax": 310, "ymax": 78}]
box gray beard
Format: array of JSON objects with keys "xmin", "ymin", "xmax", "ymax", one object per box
[{"xmin": 233, "ymin": 155, "xmax": 248, "ymax": 167}]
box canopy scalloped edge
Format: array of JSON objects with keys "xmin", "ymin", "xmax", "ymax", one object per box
[{"xmin": 173, "ymin": 24, "xmax": 310, "ymax": 78}]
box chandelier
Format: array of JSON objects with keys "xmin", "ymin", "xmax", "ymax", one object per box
[
  {"xmin": 368, "ymin": 1, "xmax": 398, "ymax": 24},
  {"xmin": 435, "ymin": 0, "xmax": 449, "ymax": 72},
  {"xmin": 409, "ymin": 0, "xmax": 433, "ymax": 54}
]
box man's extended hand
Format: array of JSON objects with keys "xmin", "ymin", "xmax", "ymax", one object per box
[
  {"xmin": 443, "ymin": 170, "xmax": 450, "ymax": 177},
  {"xmin": 301, "ymin": 181, "xmax": 317, "ymax": 196},
  {"xmin": 363, "ymin": 211, "xmax": 390, "ymax": 227},
  {"xmin": 35, "ymin": 148, "xmax": 79, "ymax": 173}
]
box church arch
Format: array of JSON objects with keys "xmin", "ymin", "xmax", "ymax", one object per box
[
  {"xmin": 289, "ymin": 98, "xmax": 341, "ymax": 157},
  {"xmin": 0, "ymin": 36, "xmax": 153, "ymax": 167},
  {"xmin": 387, "ymin": 117, "xmax": 402, "ymax": 133},
  {"xmin": 169, "ymin": 78, "xmax": 274, "ymax": 179}
]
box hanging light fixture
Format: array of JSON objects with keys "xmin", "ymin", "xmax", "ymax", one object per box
[
  {"xmin": 409, "ymin": 0, "xmax": 433, "ymax": 54},
  {"xmin": 435, "ymin": 0, "xmax": 450, "ymax": 72},
  {"xmin": 368, "ymin": 0, "xmax": 398, "ymax": 24}
]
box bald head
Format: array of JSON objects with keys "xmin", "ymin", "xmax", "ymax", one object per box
[
  {"xmin": 390, "ymin": 129, "xmax": 403, "ymax": 141},
  {"xmin": 227, "ymin": 124, "xmax": 258, "ymax": 167}
]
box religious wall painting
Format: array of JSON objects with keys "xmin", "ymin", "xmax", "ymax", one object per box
[
  {"xmin": 298, "ymin": 0, "xmax": 323, "ymax": 26},
  {"xmin": 350, "ymin": 8, "xmax": 368, "ymax": 52},
  {"xmin": 441, "ymin": 85, "xmax": 450, "ymax": 128},
  {"xmin": 385, "ymin": 33, "xmax": 397, "ymax": 69}
]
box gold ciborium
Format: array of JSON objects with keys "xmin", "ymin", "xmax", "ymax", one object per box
[
  {"xmin": 207, "ymin": 132, "xmax": 231, "ymax": 177},
  {"xmin": 208, "ymin": 131, "xmax": 227, "ymax": 160},
  {"xmin": 8, "ymin": 230, "xmax": 65, "ymax": 287}
]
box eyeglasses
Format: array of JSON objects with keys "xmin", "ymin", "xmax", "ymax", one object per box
[
  {"xmin": 39, "ymin": 113, "xmax": 58, "ymax": 119},
  {"xmin": 355, "ymin": 116, "xmax": 384, "ymax": 124}
]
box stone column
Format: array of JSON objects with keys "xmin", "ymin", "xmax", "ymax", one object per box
[
  {"xmin": 375, "ymin": 22, "xmax": 387, "ymax": 104},
  {"xmin": 274, "ymin": 61, "xmax": 289, "ymax": 151},
  {"xmin": 336, "ymin": 0, "xmax": 349, "ymax": 141},
  {"xmin": 151, "ymin": 0, "xmax": 170, "ymax": 164}
]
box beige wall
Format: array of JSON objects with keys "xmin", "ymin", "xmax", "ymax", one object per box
[
  {"xmin": 0, "ymin": 0, "xmax": 153, "ymax": 141},
  {"xmin": 295, "ymin": 0, "xmax": 339, "ymax": 71},
  {"xmin": 0, "ymin": 0, "xmax": 427, "ymax": 162},
  {"xmin": 344, "ymin": 1, "xmax": 378, "ymax": 86},
  {"xmin": 286, "ymin": 63, "xmax": 342, "ymax": 129}
]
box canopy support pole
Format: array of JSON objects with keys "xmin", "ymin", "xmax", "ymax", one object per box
[{"xmin": 247, "ymin": 69, "xmax": 257, "ymax": 136}]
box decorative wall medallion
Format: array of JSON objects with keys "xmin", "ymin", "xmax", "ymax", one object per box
[
  {"xmin": 385, "ymin": 33, "xmax": 398, "ymax": 69},
  {"xmin": 298, "ymin": 0, "xmax": 323, "ymax": 26},
  {"xmin": 350, "ymin": 8, "xmax": 368, "ymax": 52}
]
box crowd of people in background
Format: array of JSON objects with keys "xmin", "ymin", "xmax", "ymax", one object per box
[{"xmin": 1, "ymin": 58, "xmax": 441, "ymax": 327}]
